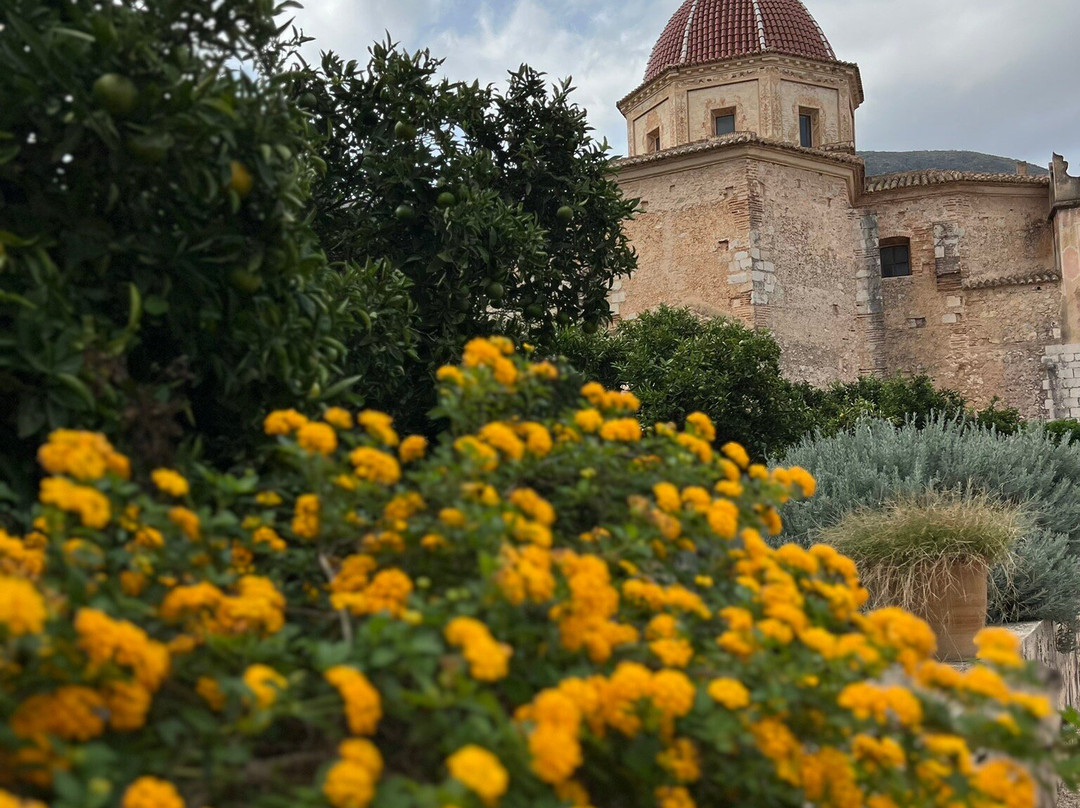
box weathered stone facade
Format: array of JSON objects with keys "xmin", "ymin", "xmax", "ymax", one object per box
[{"xmin": 612, "ymin": 2, "xmax": 1080, "ymax": 419}]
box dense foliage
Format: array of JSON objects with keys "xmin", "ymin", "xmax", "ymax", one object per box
[
  {"xmin": 0, "ymin": 0, "xmax": 377, "ymax": 498},
  {"xmin": 554, "ymin": 307, "xmax": 816, "ymax": 459},
  {"xmin": 802, "ymin": 375, "xmax": 968, "ymax": 433},
  {"xmin": 298, "ymin": 44, "xmax": 637, "ymax": 429},
  {"xmin": 780, "ymin": 418, "xmax": 1080, "ymax": 631},
  {"xmin": 1045, "ymin": 419, "xmax": 1080, "ymax": 445},
  {"xmin": 553, "ymin": 308, "xmax": 1024, "ymax": 459},
  {"xmin": 0, "ymin": 339, "xmax": 1068, "ymax": 808}
]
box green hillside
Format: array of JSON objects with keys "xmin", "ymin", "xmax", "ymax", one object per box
[{"xmin": 859, "ymin": 150, "xmax": 1048, "ymax": 177}]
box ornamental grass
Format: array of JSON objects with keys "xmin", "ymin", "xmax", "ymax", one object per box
[
  {"xmin": 0, "ymin": 338, "xmax": 1071, "ymax": 808},
  {"xmin": 819, "ymin": 495, "xmax": 1022, "ymax": 614}
]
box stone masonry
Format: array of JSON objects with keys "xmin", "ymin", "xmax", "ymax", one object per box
[{"xmin": 613, "ymin": 2, "xmax": 1079, "ymax": 418}]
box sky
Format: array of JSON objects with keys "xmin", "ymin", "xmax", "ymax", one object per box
[{"xmin": 287, "ymin": 0, "xmax": 1080, "ymax": 168}]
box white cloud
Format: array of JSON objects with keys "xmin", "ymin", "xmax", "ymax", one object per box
[{"xmin": 290, "ymin": 0, "xmax": 1080, "ymax": 166}]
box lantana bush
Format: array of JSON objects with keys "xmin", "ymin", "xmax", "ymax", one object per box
[{"xmin": 0, "ymin": 338, "xmax": 1069, "ymax": 808}]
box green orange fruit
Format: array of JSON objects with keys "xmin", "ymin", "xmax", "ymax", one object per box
[
  {"xmin": 228, "ymin": 161, "xmax": 254, "ymax": 198},
  {"xmin": 92, "ymin": 73, "xmax": 138, "ymax": 117}
]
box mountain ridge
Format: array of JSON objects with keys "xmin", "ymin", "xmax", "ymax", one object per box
[{"xmin": 859, "ymin": 150, "xmax": 1049, "ymax": 177}]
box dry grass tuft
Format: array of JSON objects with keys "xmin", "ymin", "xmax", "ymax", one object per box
[{"xmin": 820, "ymin": 494, "xmax": 1024, "ymax": 613}]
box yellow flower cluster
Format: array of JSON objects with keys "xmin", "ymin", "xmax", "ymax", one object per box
[
  {"xmin": 549, "ymin": 552, "xmax": 638, "ymax": 663},
  {"xmin": 581, "ymin": 381, "xmax": 639, "ymax": 413},
  {"xmin": 398, "ymin": 434, "xmax": 428, "ymax": 463},
  {"xmin": 11, "ymin": 686, "xmax": 106, "ymax": 742},
  {"xmin": 264, "ymin": 409, "xmax": 309, "ymax": 435},
  {"xmin": 358, "ymin": 410, "xmax": 399, "ymax": 447},
  {"xmin": 37, "ymin": 429, "xmax": 129, "ymax": 481},
  {"xmin": 297, "ymin": 421, "xmax": 338, "ymax": 455},
  {"xmin": 349, "ymin": 447, "xmax": 401, "ymax": 486},
  {"xmin": 75, "ymin": 608, "xmax": 171, "ymax": 692},
  {"xmin": 446, "ymin": 745, "xmax": 510, "ymax": 807},
  {"xmin": 242, "ymin": 664, "xmax": 287, "ymax": 708},
  {"xmin": 0, "ymin": 789, "xmax": 47, "ymax": 808},
  {"xmin": 444, "ymin": 617, "xmax": 513, "ymax": 681},
  {"xmin": 291, "ymin": 493, "xmax": 320, "ymax": 539},
  {"xmin": 159, "ymin": 576, "xmax": 285, "ymax": 636},
  {"xmin": 39, "ymin": 476, "xmax": 110, "ymax": 528},
  {"xmin": 325, "ymin": 667, "xmax": 382, "ymax": 736},
  {"xmin": 121, "ymin": 777, "xmax": 184, "ymax": 808},
  {"xmin": 330, "ymin": 557, "xmax": 414, "ymax": 618},
  {"xmin": 0, "ymin": 530, "xmax": 45, "ymax": 579},
  {"xmin": 324, "ymin": 738, "xmax": 384, "ymax": 808},
  {"xmin": 495, "ymin": 544, "xmax": 555, "ymax": 605},
  {"xmin": 151, "ymin": 468, "xmax": 190, "ymax": 498},
  {"xmin": 0, "ymin": 577, "xmax": 46, "ymax": 636},
  {"xmin": 462, "ymin": 337, "xmax": 518, "ymax": 387}
]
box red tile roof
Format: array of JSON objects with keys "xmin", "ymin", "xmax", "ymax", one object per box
[{"xmin": 644, "ymin": 0, "xmax": 836, "ymax": 83}]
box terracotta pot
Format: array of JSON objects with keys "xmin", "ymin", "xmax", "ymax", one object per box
[{"xmin": 915, "ymin": 558, "xmax": 988, "ymax": 662}]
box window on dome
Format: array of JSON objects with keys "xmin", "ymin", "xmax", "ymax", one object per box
[
  {"xmin": 798, "ymin": 109, "xmax": 817, "ymax": 148},
  {"xmin": 880, "ymin": 238, "xmax": 912, "ymax": 278},
  {"xmin": 713, "ymin": 109, "xmax": 736, "ymax": 137},
  {"xmin": 646, "ymin": 128, "xmax": 661, "ymax": 153}
]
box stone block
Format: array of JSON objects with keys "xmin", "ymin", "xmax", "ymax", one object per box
[
  {"xmin": 942, "ymin": 313, "xmax": 959, "ymax": 324},
  {"xmin": 946, "ymin": 296, "xmax": 962, "ymax": 308},
  {"xmin": 727, "ymin": 272, "xmax": 749, "ymax": 285}
]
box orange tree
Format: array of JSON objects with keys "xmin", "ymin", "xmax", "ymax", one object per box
[
  {"xmin": 0, "ymin": 338, "xmax": 1070, "ymax": 808},
  {"xmin": 0, "ymin": 0, "xmax": 405, "ymax": 502},
  {"xmin": 297, "ymin": 43, "xmax": 637, "ymax": 431}
]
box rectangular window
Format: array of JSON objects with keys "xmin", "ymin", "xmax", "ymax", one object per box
[
  {"xmin": 881, "ymin": 241, "xmax": 912, "ymax": 278},
  {"xmin": 799, "ymin": 113, "xmax": 814, "ymax": 148},
  {"xmin": 646, "ymin": 128, "xmax": 661, "ymax": 153},
  {"xmin": 714, "ymin": 113, "xmax": 736, "ymax": 136}
]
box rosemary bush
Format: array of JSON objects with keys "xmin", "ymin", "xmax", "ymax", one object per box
[{"xmin": 779, "ymin": 418, "xmax": 1080, "ymax": 630}]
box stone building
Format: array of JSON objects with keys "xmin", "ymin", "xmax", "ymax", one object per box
[{"xmin": 613, "ymin": 0, "xmax": 1080, "ymax": 419}]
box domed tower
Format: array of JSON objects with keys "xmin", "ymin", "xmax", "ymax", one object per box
[
  {"xmin": 611, "ymin": 0, "xmax": 875, "ymax": 387},
  {"xmin": 619, "ymin": 0, "xmax": 863, "ymax": 156}
]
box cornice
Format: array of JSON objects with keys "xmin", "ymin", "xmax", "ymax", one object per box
[{"xmin": 614, "ymin": 132, "xmax": 864, "ymax": 201}]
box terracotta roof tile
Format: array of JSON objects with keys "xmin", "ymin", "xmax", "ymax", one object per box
[
  {"xmin": 644, "ymin": 0, "xmax": 835, "ymax": 83},
  {"xmin": 863, "ymin": 170, "xmax": 1050, "ymax": 194}
]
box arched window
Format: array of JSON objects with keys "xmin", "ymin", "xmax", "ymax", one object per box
[{"xmin": 880, "ymin": 237, "xmax": 911, "ymax": 278}]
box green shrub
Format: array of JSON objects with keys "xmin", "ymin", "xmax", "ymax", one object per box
[
  {"xmin": 974, "ymin": 398, "xmax": 1024, "ymax": 436},
  {"xmin": 1045, "ymin": 419, "xmax": 1080, "ymax": 445},
  {"xmin": 552, "ymin": 307, "xmax": 815, "ymax": 459},
  {"xmin": 0, "ymin": 339, "xmax": 1070, "ymax": 808},
  {"xmin": 808, "ymin": 375, "xmax": 968, "ymax": 435},
  {"xmin": 0, "ymin": 0, "xmax": 367, "ymax": 498},
  {"xmin": 779, "ymin": 418, "xmax": 1080, "ymax": 630}
]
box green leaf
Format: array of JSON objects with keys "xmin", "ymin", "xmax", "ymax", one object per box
[{"xmin": 144, "ymin": 295, "xmax": 170, "ymax": 316}]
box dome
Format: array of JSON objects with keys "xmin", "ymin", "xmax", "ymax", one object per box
[{"xmin": 644, "ymin": 0, "xmax": 836, "ymax": 83}]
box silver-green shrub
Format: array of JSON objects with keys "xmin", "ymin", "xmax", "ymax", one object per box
[{"xmin": 778, "ymin": 417, "xmax": 1080, "ymax": 631}]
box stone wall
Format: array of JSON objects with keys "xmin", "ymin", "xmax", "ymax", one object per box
[
  {"xmin": 866, "ymin": 183, "xmax": 1059, "ymax": 416},
  {"xmin": 1043, "ymin": 344, "xmax": 1080, "ymax": 420},
  {"xmin": 614, "ymin": 141, "xmax": 1069, "ymax": 419},
  {"xmin": 754, "ymin": 160, "xmax": 865, "ymax": 385},
  {"xmin": 1012, "ymin": 621, "xmax": 1080, "ymax": 710},
  {"xmin": 616, "ymin": 153, "xmax": 752, "ymax": 322}
]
